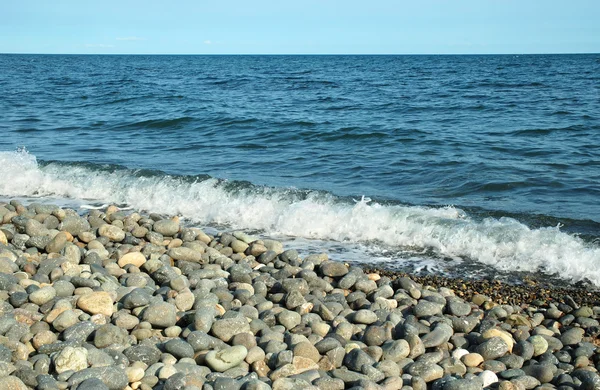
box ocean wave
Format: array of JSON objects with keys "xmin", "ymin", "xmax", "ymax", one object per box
[{"xmin": 1, "ymin": 149, "xmax": 600, "ymax": 285}]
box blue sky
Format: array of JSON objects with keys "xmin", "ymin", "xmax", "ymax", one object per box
[{"xmin": 2, "ymin": 1, "xmax": 599, "ymax": 54}]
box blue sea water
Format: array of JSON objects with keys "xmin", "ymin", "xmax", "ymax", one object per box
[{"xmin": 1, "ymin": 54, "xmax": 599, "ymax": 286}]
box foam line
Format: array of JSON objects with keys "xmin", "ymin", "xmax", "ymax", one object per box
[{"xmin": 2, "ymin": 149, "xmax": 599, "ymax": 285}]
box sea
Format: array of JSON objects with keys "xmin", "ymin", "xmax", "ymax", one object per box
[{"xmin": 1, "ymin": 54, "xmax": 599, "ymax": 287}]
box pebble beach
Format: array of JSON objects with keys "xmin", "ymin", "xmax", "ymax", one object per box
[{"xmin": 0, "ymin": 200, "xmax": 599, "ymax": 390}]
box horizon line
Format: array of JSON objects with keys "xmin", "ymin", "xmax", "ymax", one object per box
[{"xmin": 1, "ymin": 51, "xmax": 600, "ymax": 56}]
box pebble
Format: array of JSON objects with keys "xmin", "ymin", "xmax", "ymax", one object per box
[
  {"xmin": 319, "ymin": 261, "xmax": 348, "ymax": 277},
  {"xmin": 68, "ymin": 366, "xmax": 128, "ymax": 390},
  {"xmin": 29, "ymin": 286, "xmax": 56, "ymax": 305},
  {"xmin": 152, "ymin": 219, "xmax": 180, "ymax": 236},
  {"xmin": 462, "ymin": 353, "xmax": 484, "ymax": 367},
  {"xmin": 53, "ymin": 346, "xmax": 88, "ymax": 374},
  {"xmin": 477, "ymin": 337, "xmax": 510, "ymax": 360},
  {"xmin": 118, "ymin": 251, "xmax": 147, "ymax": 268},
  {"xmin": 413, "ymin": 300, "xmax": 444, "ymax": 317},
  {"xmin": 164, "ymin": 338, "xmax": 194, "ymax": 359},
  {"xmin": 528, "ymin": 335, "xmax": 549, "ymax": 356},
  {"xmin": 205, "ymin": 345, "xmax": 248, "ymax": 372},
  {"xmin": 212, "ymin": 316, "xmax": 251, "ymax": 342},
  {"xmin": 77, "ymin": 291, "xmax": 115, "ymax": 316},
  {"xmin": 98, "ymin": 224, "xmax": 125, "ymax": 242},
  {"xmin": 351, "ymin": 309, "xmax": 378, "ymax": 324},
  {"xmin": 142, "ymin": 302, "xmax": 177, "ymax": 328},
  {"xmin": 0, "ymin": 376, "xmax": 28, "ymax": 390},
  {"xmin": 0, "ymin": 202, "xmax": 598, "ymax": 390}
]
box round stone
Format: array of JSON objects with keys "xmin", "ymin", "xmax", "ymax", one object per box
[
  {"xmin": 528, "ymin": 335, "xmax": 549, "ymax": 356},
  {"xmin": 522, "ymin": 364, "xmax": 555, "ymax": 383},
  {"xmin": 126, "ymin": 366, "xmax": 145, "ymax": 383},
  {"xmin": 407, "ymin": 361, "xmax": 444, "ymax": 382},
  {"xmin": 123, "ymin": 345, "xmax": 162, "ymax": 366},
  {"xmin": 351, "ymin": 309, "xmax": 378, "ymax": 325},
  {"xmin": 560, "ymin": 328, "xmax": 584, "ymax": 346},
  {"xmin": 29, "ymin": 286, "xmax": 56, "ymax": 306},
  {"xmin": 278, "ymin": 310, "xmax": 301, "ymax": 330},
  {"xmin": 480, "ymin": 369, "xmax": 499, "ymax": 387},
  {"xmin": 153, "ymin": 219, "xmax": 180, "ymax": 236},
  {"xmin": 462, "ymin": 353, "xmax": 484, "ymax": 367},
  {"xmin": 118, "ymin": 252, "xmax": 146, "ymax": 268},
  {"xmin": 293, "ymin": 341, "xmax": 321, "ymax": 363},
  {"xmin": 98, "ymin": 224, "xmax": 125, "ymax": 242}
]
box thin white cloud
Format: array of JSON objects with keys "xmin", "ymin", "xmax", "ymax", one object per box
[
  {"xmin": 84, "ymin": 43, "xmax": 115, "ymax": 48},
  {"xmin": 204, "ymin": 40, "xmax": 212, "ymax": 45},
  {"xmin": 116, "ymin": 37, "xmax": 145, "ymax": 41}
]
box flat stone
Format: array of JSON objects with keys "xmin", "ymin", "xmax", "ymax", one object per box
[
  {"xmin": 60, "ymin": 216, "xmax": 91, "ymax": 236},
  {"xmin": 68, "ymin": 366, "xmax": 128, "ymax": 390},
  {"xmin": 53, "ymin": 346, "xmax": 88, "ymax": 374},
  {"xmin": 407, "ymin": 361, "xmax": 444, "ymax": 382},
  {"xmin": 443, "ymin": 378, "xmax": 482, "ymax": 390},
  {"xmin": 77, "ymin": 292, "xmax": 114, "ymax": 316},
  {"xmin": 212, "ymin": 316, "xmax": 251, "ymax": 342},
  {"xmin": 123, "ymin": 345, "xmax": 161, "ymax": 366},
  {"xmin": 480, "ymin": 369, "xmax": 499, "ymax": 387},
  {"xmin": 351, "ymin": 309, "xmax": 378, "ymax": 325},
  {"xmin": 313, "ymin": 377, "xmax": 345, "ymax": 390},
  {"xmin": 281, "ymin": 278, "xmax": 309, "ymax": 295},
  {"xmin": 142, "ymin": 302, "xmax": 177, "ymax": 328},
  {"xmin": 319, "ymin": 261, "xmax": 348, "ymax": 277},
  {"xmin": 94, "ymin": 324, "xmax": 129, "ymax": 348},
  {"xmin": 572, "ymin": 369, "xmax": 600, "ymax": 390},
  {"xmin": 25, "ymin": 218, "xmax": 49, "ymax": 237},
  {"xmin": 167, "ymin": 247, "xmax": 203, "ymax": 262},
  {"xmin": 560, "ymin": 328, "xmax": 584, "ymax": 346},
  {"xmin": 205, "ymin": 345, "xmax": 248, "ymax": 372},
  {"xmin": 413, "ymin": 301, "xmax": 444, "ymax": 317},
  {"xmin": 153, "ymin": 219, "xmax": 180, "ymax": 236},
  {"xmin": 363, "ymin": 325, "xmax": 387, "ymax": 346},
  {"xmin": 164, "ymin": 338, "xmax": 194, "ymax": 359}
]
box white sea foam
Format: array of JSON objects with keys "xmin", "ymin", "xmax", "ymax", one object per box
[{"xmin": 2, "ymin": 150, "xmax": 600, "ymax": 285}]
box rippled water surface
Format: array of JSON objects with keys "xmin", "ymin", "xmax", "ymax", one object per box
[{"xmin": 1, "ymin": 54, "xmax": 599, "ymax": 286}]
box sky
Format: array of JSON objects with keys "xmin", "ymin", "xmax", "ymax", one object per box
[{"xmin": 1, "ymin": 1, "xmax": 599, "ymax": 55}]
